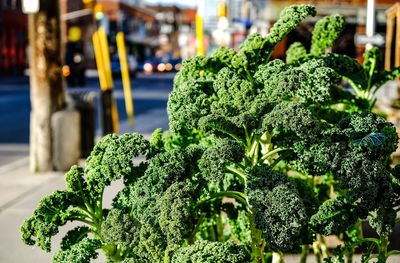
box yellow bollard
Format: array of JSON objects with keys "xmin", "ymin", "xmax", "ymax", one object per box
[
  {"xmin": 92, "ymin": 31, "xmax": 108, "ymax": 91},
  {"xmin": 116, "ymin": 32, "xmax": 134, "ymax": 127},
  {"xmin": 196, "ymin": 0, "xmax": 205, "ymax": 56},
  {"xmin": 98, "ymin": 27, "xmax": 113, "ymax": 90},
  {"xmin": 92, "ymin": 28, "xmax": 119, "ymax": 134}
]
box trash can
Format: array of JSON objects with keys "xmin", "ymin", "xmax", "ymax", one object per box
[{"xmin": 68, "ymin": 91, "xmax": 96, "ymax": 158}]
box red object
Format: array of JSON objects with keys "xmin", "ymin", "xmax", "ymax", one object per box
[
  {"xmin": 2, "ymin": 30, "xmax": 9, "ymax": 71},
  {"xmin": 0, "ymin": 10, "xmax": 27, "ymax": 74}
]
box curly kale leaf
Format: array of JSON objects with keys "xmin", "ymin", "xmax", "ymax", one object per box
[
  {"xmin": 290, "ymin": 141, "xmax": 342, "ymax": 175},
  {"xmin": 320, "ymin": 53, "xmax": 368, "ymax": 93},
  {"xmin": 171, "ymin": 240, "xmax": 251, "ymax": 263},
  {"xmin": 53, "ymin": 238, "xmax": 102, "ymax": 263},
  {"xmin": 262, "ymin": 102, "xmax": 326, "ymax": 142},
  {"xmin": 21, "ymin": 133, "xmax": 151, "ymax": 260},
  {"xmin": 168, "ymin": 79, "xmax": 214, "ymax": 132},
  {"xmin": 232, "ymin": 5, "xmax": 316, "ymax": 77},
  {"xmin": 114, "ymin": 149, "xmax": 190, "ymax": 219},
  {"xmin": 334, "ymin": 152, "xmax": 393, "ymax": 210},
  {"xmin": 329, "ymin": 112, "xmax": 398, "ymax": 157},
  {"xmin": 101, "ymin": 208, "xmax": 141, "ymax": 258},
  {"xmin": 255, "ymin": 59, "xmax": 340, "ymax": 104},
  {"xmin": 211, "ymin": 67, "xmax": 257, "ymax": 120},
  {"xmin": 174, "ymin": 51, "xmax": 228, "ymax": 85},
  {"xmin": 310, "ymin": 197, "xmax": 358, "ymax": 236},
  {"xmin": 247, "ymin": 184, "xmax": 309, "ymax": 252},
  {"xmin": 199, "ymin": 138, "xmax": 245, "ymax": 182},
  {"xmin": 245, "ymin": 166, "xmax": 308, "ymax": 252},
  {"xmin": 310, "ymin": 15, "xmax": 345, "ymax": 56},
  {"xmin": 60, "ymin": 226, "xmax": 90, "ymax": 251},
  {"xmin": 84, "ymin": 133, "xmax": 150, "ymax": 195},
  {"xmin": 246, "ymin": 163, "xmax": 289, "ymax": 191},
  {"xmin": 286, "ymin": 42, "xmax": 307, "ymax": 64},
  {"xmin": 369, "ymin": 206, "xmax": 397, "ymax": 237},
  {"xmin": 159, "ymin": 182, "xmax": 197, "ymax": 243},
  {"xmin": 20, "ymin": 190, "xmax": 78, "ymax": 252}
]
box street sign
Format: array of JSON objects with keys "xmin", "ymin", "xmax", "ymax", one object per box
[{"xmin": 355, "ymin": 33, "xmax": 385, "ymax": 46}]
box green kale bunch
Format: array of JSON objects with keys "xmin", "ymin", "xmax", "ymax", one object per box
[
  {"xmin": 21, "ymin": 133, "xmax": 151, "ymax": 262},
  {"xmin": 21, "ymin": 4, "xmax": 400, "ymax": 263},
  {"xmin": 286, "ymin": 14, "xmax": 400, "ymax": 110}
]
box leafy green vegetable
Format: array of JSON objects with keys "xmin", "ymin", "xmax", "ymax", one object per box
[
  {"xmin": 21, "ymin": 4, "xmax": 400, "ymax": 263},
  {"xmin": 310, "ymin": 15, "xmax": 345, "ymax": 56}
]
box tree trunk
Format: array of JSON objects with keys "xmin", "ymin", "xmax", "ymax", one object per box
[{"xmin": 29, "ymin": 0, "xmax": 65, "ymax": 172}]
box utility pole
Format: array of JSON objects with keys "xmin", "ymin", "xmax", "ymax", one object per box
[
  {"xmin": 28, "ymin": 0, "xmax": 66, "ymax": 172},
  {"xmin": 366, "ymin": 0, "xmax": 376, "ymax": 50}
]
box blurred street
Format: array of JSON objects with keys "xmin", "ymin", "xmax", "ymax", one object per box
[{"xmin": 0, "ymin": 72, "xmax": 173, "ymax": 144}]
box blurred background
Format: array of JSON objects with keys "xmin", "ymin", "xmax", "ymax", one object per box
[
  {"xmin": 0, "ymin": 0, "xmax": 399, "ymax": 262},
  {"xmin": 0, "ymin": 0, "xmax": 398, "ymax": 169},
  {"xmin": 0, "ymin": 0, "xmax": 399, "ymax": 149}
]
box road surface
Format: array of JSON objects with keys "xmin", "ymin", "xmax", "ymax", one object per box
[{"xmin": 0, "ymin": 73, "xmax": 174, "ymax": 144}]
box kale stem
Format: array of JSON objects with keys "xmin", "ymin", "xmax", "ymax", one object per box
[
  {"xmin": 387, "ymin": 250, "xmax": 400, "ymax": 256},
  {"xmin": 346, "ymin": 220, "xmax": 363, "ymax": 263},
  {"xmin": 344, "ymin": 77, "xmax": 363, "ymax": 98},
  {"xmin": 189, "ymin": 213, "xmax": 206, "ymax": 244},
  {"xmin": 259, "ymin": 147, "xmax": 286, "ymax": 163},
  {"xmin": 248, "ymin": 137, "xmax": 259, "ymax": 158},
  {"xmin": 243, "ymin": 125, "xmax": 251, "ymax": 148},
  {"xmin": 363, "ymin": 237, "xmax": 380, "ymax": 245},
  {"xmin": 74, "ymin": 218, "xmax": 96, "ymax": 227},
  {"xmin": 248, "ymin": 212, "xmax": 265, "ymax": 263},
  {"xmin": 269, "ymin": 152, "xmax": 291, "ymax": 168},
  {"xmin": 377, "ymin": 236, "xmax": 389, "ymax": 262},
  {"xmin": 197, "ymin": 191, "xmax": 251, "ymax": 212},
  {"xmin": 367, "ymin": 57, "xmax": 376, "ymax": 93},
  {"xmin": 318, "ymin": 234, "xmax": 329, "ymax": 258},
  {"xmin": 75, "ymin": 175, "xmax": 95, "ymax": 215},
  {"xmin": 216, "ymin": 213, "xmax": 224, "ymax": 242},
  {"xmin": 252, "ymin": 143, "xmax": 260, "ymax": 166},
  {"xmin": 312, "ymin": 240, "xmax": 322, "ymax": 263},
  {"xmin": 259, "ymin": 132, "xmax": 272, "ymax": 156},
  {"xmin": 300, "ymin": 245, "xmax": 308, "ymax": 263},
  {"xmin": 77, "ymin": 206, "xmax": 97, "ymax": 221},
  {"xmin": 226, "ymin": 165, "xmax": 247, "ymax": 183}
]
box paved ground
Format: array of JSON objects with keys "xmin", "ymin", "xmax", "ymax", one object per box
[{"xmin": 0, "ymin": 73, "xmax": 173, "ymax": 143}]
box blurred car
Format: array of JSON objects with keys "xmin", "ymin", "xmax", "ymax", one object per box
[
  {"xmin": 140, "ymin": 57, "xmax": 161, "ymax": 74},
  {"xmin": 111, "ymin": 54, "xmax": 138, "ymax": 77},
  {"xmin": 64, "ymin": 41, "xmax": 86, "ymax": 87},
  {"xmin": 141, "ymin": 57, "xmax": 182, "ymax": 74}
]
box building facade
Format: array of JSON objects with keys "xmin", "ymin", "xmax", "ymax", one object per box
[{"xmin": 0, "ymin": 0, "xmax": 27, "ymax": 75}]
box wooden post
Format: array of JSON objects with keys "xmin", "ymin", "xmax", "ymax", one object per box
[
  {"xmin": 385, "ymin": 3, "xmax": 400, "ymax": 70},
  {"xmin": 29, "ymin": 0, "xmax": 65, "ymax": 172}
]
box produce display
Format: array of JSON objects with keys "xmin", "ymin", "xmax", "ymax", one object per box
[{"xmin": 21, "ymin": 4, "xmax": 400, "ymax": 263}]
